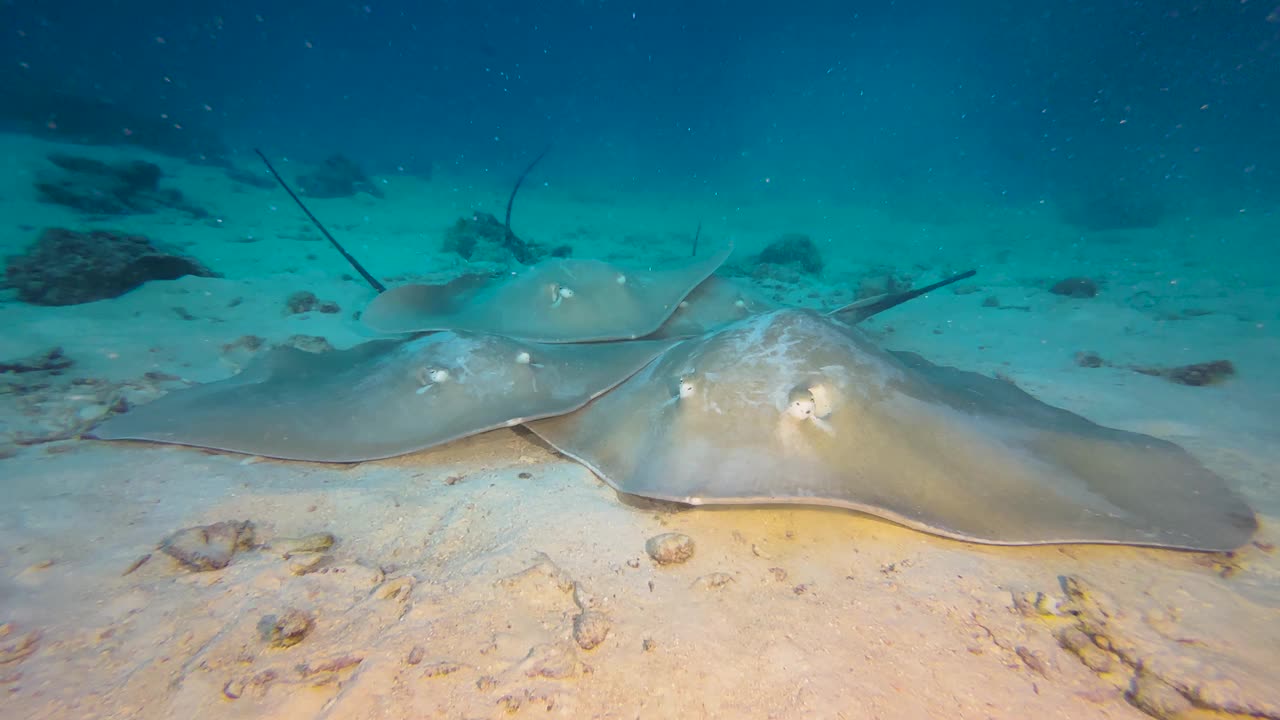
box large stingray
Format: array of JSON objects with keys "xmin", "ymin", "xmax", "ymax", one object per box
[
  {"xmin": 92, "ymin": 332, "xmax": 675, "ymax": 462},
  {"xmin": 527, "ymin": 309, "xmax": 1257, "ymax": 550},
  {"xmin": 361, "ymin": 248, "xmax": 731, "ymax": 342}
]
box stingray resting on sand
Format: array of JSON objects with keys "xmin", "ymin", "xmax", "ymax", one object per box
[
  {"xmin": 93, "ymin": 287, "xmax": 1258, "ymax": 551},
  {"xmin": 90, "ymin": 153, "xmax": 1257, "ymax": 552},
  {"xmin": 94, "ymin": 332, "xmax": 676, "ymax": 463},
  {"xmin": 527, "ymin": 309, "xmax": 1257, "ymax": 551},
  {"xmin": 361, "ymin": 247, "xmax": 732, "ymax": 341}
]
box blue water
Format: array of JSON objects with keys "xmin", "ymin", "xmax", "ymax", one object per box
[{"xmin": 3, "ymin": 1, "xmax": 1277, "ymax": 217}]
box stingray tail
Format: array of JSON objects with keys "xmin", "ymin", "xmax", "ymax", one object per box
[
  {"xmin": 254, "ymin": 148, "xmax": 387, "ymax": 293},
  {"xmin": 827, "ymin": 269, "xmax": 977, "ymax": 323},
  {"xmin": 504, "ymin": 145, "xmax": 552, "ymax": 264}
]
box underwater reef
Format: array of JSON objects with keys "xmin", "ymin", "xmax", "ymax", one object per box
[
  {"xmin": 442, "ymin": 211, "xmax": 572, "ymax": 265},
  {"xmin": 4, "ymin": 227, "xmax": 218, "ymax": 305},
  {"xmin": 295, "ymin": 154, "xmax": 384, "ymax": 199},
  {"xmin": 754, "ymin": 232, "xmax": 824, "ymax": 275},
  {"xmin": 34, "ymin": 153, "xmax": 209, "ymax": 218}
]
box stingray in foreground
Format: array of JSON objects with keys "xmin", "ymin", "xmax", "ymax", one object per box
[
  {"xmin": 527, "ymin": 309, "xmax": 1257, "ymax": 551},
  {"xmin": 93, "ymin": 332, "xmax": 676, "ymax": 462}
]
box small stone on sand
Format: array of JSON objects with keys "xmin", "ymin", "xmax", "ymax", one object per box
[
  {"xmin": 573, "ymin": 611, "xmax": 611, "ymax": 650},
  {"xmin": 258, "ymin": 608, "xmax": 316, "ymax": 649},
  {"xmin": 692, "ymin": 572, "xmax": 735, "ymax": 590},
  {"xmin": 159, "ymin": 520, "xmax": 255, "ymax": 571},
  {"xmin": 645, "ymin": 532, "xmax": 695, "ymax": 565}
]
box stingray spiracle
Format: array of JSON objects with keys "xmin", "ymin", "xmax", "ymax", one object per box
[
  {"xmin": 415, "ymin": 366, "xmax": 451, "ymax": 395},
  {"xmin": 550, "ymin": 283, "xmax": 576, "ymax": 308},
  {"xmin": 662, "ymin": 376, "xmax": 698, "ymax": 408},
  {"xmin": 515, "ymin": 350, "xmax": 543, "ymax": 368}
]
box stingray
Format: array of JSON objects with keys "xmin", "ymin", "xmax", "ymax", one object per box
[
  {"xmin": 649, "ymin": 269, "xmax": 977, "ymax": 338},
  {"xmin": 92, "ymin": 332, "xmax": 675, "ymax": 462},
  {"xmin": 649, "ymin": 275, "xmax": 780, "ymax": 338},
  {"xmin": 361, "ymin": 247, "xmax": 732, "ymax": 342},
  {"xmin": 527, "ymin": 309, "xmax": 1257, "ymax": 550}
]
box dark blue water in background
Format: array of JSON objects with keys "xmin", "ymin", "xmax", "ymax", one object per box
[{"xmin": 2, "ymin": 0, "xmax": 1277, "ymax": 226}]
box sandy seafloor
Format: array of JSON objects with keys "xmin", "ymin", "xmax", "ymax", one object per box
[{"xmin": 1, "ymin": 132, "xmax": 1278, "ymax": 719}]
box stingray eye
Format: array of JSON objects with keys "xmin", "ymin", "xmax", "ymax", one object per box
[
  {"xmin": 785, "ymin": 385, "xmax": 824, "ymax": 420},
  {"xmin": 616, "ymin": 274, "xmax": 627, "ymax": 284},
  {"xmin": 415, "ymin": 366, "xmax": 450, "ymax": 394},
  {"xmin": 515, "ymin": 350, "xmax": 532, "ymax": 365},
  {"xmin": 677, "ymin": 378, "xmax": 696, "ymax": 399},
  {"xmin": 677, "ymin": 300, "xmax": 690, "ymax": 310},
  {"xmin": 786, "ymin": 396, "xmax": 816, "ymax": 420},
  {"xmin": 550, "ymin": 283, "xmax": 575, "ymax": 308},
  {"xmin": 418, "ymin": 366, "xmax": 449, "ymax": 384},
  {"xmin": 783, "ymin": 384, "xmax": 836, "ymax": 435},
  {"xmin": 733, "ymin": 299, "xmax": 747, "ymax": 309}
]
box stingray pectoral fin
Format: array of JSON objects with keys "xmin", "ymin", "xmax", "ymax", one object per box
[
  {"xmin": 361, "ymin": 274, "xmax": 495, "ymax": 334},
  {"xmin": 648, "ymin": 275, "xmax": 782, "ymax": 339},
  {"xmin": 93, "ymin": 333, "xmax": 676, "ymax": 463}
]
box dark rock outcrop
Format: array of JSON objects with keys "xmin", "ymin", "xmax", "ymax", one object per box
[
  {"xmin": 34, "ymin": 153, "xmax": 209, "ymax": 218},
  {"xmin": 1050, "ymin": 277, "xmax": 1100, "ymax": 298},
  {"xmin": 296, "ymin": 154, "xmax": 384, "ymax": 199},
  {"xmin": 442, "ymin": 211, "xmax": 571, "ymax": 264},
  {"xmin": 754, "ymin": 233, "xmax": 824, "ymax": 276},
  {"xmin": 4, "ymin": 227, "xmax": 218, "ymax": 305}
]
